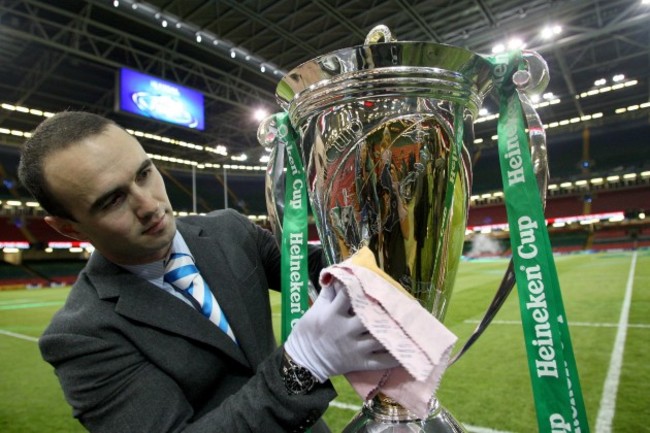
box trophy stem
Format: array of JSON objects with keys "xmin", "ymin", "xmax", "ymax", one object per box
[{"xmin": 343, "ymin": 394, "xmax": 466, "ymax": 433}]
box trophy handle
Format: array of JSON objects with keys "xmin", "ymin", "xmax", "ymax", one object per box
[
  {"xmin": 258, "ymin": 115, "xmax": 286, "ymax": 247},
  {"xmin": 364, "ymin": 24, "xmax": 397, "ymax": 45},
  {"xmin": 450, "ymin": 50, "xmax": 550, "ymax": 365}
]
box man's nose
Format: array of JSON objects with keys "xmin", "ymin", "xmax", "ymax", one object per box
[{"xmin": 131, "ymin": 187, "xmax": 159, "ymax": 218}]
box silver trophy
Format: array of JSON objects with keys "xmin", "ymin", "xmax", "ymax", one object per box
[{"xmin": 259, "ymin": 25, "xmax": 549, "ymax": 433}]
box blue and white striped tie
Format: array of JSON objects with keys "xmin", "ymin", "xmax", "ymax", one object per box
[{"xmin": 164, "ymin": 252, "xmax": 237, "ymax": 343}]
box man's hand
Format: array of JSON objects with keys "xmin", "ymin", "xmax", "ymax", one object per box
[{"xmin": 284, "ymin": 281, "xmax": 398, "ymax": 382}]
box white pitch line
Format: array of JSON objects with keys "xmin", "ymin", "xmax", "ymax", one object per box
[
  {"xmin": 0, "ymin": 299, "xmax": 31, "ymax": 305},
  {"xmin": 0, "ymin": 329, "xmax": 39, "ymax": 343},
  {"xmin": 463, "ymin": 319, "xmax": 649, "ymax": 329},
  {"xmin": 328, "ymin": 400, "xmax": 361, "ymax": 411},
  {"xmin": 567, "ymin": 321, "xmax": 649, "ymax": 329},
  {"xmin": 465, "ymin": 425, "xmax": 517, "ymax": 433},
  {"xmin": 596, "ymin": 250, "xmax": 637, "ymax": 433}
]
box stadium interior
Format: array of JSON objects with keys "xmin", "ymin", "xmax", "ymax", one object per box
[{"xmin": 1, "ymin": 0, "xmax": 649, "ymax": 289}]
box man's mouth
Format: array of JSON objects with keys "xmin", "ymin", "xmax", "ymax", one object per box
[{"xmin": 143, "ymin": 213, "xmax": 166, "ymax": 235}]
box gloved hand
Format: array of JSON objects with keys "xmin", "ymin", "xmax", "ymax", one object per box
[{"xmin": 284, "ymin": 281, "xmax": 398, "ymax": 383}]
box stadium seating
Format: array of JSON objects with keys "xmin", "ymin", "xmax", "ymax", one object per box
[
  {"xmin": 0, "ymin": 216, "xmax": 28, "ymax": 242},
  {"xmin": 548, "ymin": 230, "xmax": 590, "ymax": 254},
  {"xmin": 1, "ymin": 138, "xmax": 649, "ymax": 288}
]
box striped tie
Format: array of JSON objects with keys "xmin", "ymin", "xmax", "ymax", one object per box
[{"xmin": 164, "ymin": 252, "xmax": 237, "ymax": 343}]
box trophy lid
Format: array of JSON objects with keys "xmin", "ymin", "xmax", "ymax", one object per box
[{"xmin": 276, "ymin": 25, "xmax": 494, "ymax": 109}]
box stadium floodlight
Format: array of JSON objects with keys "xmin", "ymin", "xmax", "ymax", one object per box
[
  {"xmin": 507, "ymin": 38, "xmax": 525, "ymax": 50},
  {"xmin": 253, "ymin": 108, "xmax": 269, "ymax": 121},
  {"xmin": 491, "ymin": 43, "xmax": 505, "ymax": 54},
  {"xmin": 541, "ymin": 25, "xmax": 562, "ymax": 39}
]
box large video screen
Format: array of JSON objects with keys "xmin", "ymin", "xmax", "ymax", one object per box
[{"xmin": 116, "ymin": 67, "xmax": 205, "ymax": 130}]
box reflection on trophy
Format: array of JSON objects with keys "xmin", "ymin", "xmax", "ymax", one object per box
[{"xmin": 259, "ymin": 25, "xmax": 549, "ymax": 433}]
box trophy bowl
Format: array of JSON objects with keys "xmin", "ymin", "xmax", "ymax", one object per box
[{"xmin": 259, "ymin": 25, "xmax": 548, "ymax": 433}]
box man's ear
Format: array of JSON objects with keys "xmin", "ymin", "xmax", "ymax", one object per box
[{"xmin": 44, "ymin": 216, "xmax": 89, "ymax": 241}]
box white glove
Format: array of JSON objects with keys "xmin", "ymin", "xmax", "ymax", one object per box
[{"xmin": 284, "ymin": 281, "xmax": 398, "ymax": 382}]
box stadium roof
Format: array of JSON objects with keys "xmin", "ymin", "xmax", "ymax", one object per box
[{"xmin": 1, "ymin": 0, "xmax": 649, "ymax": 190}]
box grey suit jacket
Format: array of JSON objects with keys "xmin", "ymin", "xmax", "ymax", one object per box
[{"xmin": 39, "ymin": 209, "xmax": 336, "ymax": 433}]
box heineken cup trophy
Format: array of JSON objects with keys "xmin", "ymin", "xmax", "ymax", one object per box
[{"xmin": 259, "ymin": 25, "xmax": 549, "ymax": 433}]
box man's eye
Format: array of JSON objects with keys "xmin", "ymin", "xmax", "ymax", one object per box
[
  {"xmin": 104, "ymin": 194, "xmax": 124, "ymax": 209},
  {"xmin": 137, "ymin": 168, "xmax": 152, "ymax": 181}
]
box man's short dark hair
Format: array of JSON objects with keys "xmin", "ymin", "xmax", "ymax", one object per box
[{"xmin": 18, "ymin": 111, "xmax": 117, "ymax": 219}]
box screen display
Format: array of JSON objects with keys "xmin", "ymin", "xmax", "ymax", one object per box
[{"xmin": 117, "ymin": 68, "xmax": 205, "ymax": 130}]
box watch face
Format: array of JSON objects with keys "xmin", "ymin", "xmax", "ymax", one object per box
[{"xmin": 283, "ymin": 358, "xmax": 317, "ymax": 395}]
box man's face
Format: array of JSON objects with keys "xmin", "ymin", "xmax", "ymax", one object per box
[{"xmin": 43, "ymin": 124, "xmax": 176, "ymax": 265}]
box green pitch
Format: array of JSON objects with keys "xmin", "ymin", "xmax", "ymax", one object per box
[{"xmin": 1, "ymin": 250, "xmax": 648, "ymax": 432}]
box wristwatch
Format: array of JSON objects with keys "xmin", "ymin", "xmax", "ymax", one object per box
[{"xmin": 280, "ymin": 351, "xmax": 318, "ymax": 395}]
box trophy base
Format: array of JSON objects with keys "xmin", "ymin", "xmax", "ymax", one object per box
[{"xmin": 342, "ymin": 395, "xmax": 465, "ymax": 433}]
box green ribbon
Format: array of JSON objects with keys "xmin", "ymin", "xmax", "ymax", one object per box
[
  {"xmin": 275, "ymin": 112, "xmax": 312, "ymax": 433},
  {"xmin": 274, "ymin": 112, "xmax": 311, "ymax": 343},
  {"xmin": 489, "ymin": 51, "xmax": 590, "ymax": 433}
]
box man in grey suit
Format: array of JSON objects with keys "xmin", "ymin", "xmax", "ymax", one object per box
[{"xmin": 18, "ymin": 112, "xmax": 397, "ymax": 432}]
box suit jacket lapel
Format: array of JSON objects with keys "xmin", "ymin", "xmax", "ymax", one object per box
[
  {"xmin": 178, "ymin": 221, "xmax": 263, "ymax": 369},
  {"xmin": 86, "ymin": 249, "xmax": 250, "ymax": 368}
]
